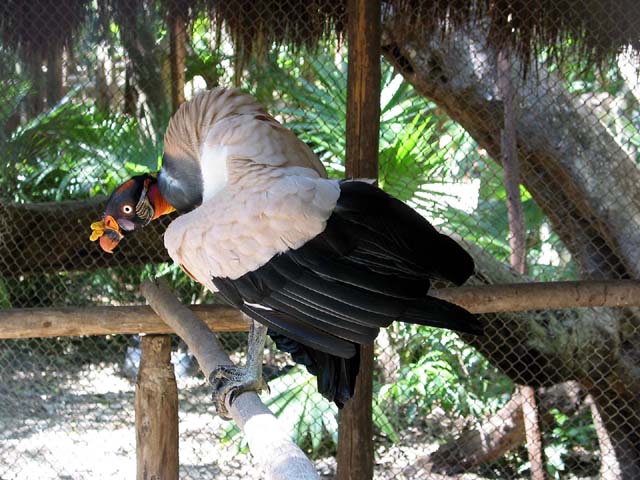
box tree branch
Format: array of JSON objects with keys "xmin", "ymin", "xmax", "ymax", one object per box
[
  {"xmin": 139, "ymin": 278, "xmax": 319, "ymax": 480},
  {"xmin": 413, "ymin": 382, "xmax": 586, "ymax": 474},
  {"xmin": 381, "ymin": 23, "xmax": 640, "ymax": 280},
  {"xmin": 431, "ymin": 280, "xmax": 640, "ymax": 313}
]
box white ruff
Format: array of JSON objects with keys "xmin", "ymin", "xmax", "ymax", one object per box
[
  {"xmin": 164, "ymin": 171, "xmax": 341, "ymax": 288},
  {"xmin": 161, "ymin": 88, "xmax": 337, "ymax": 287},
  {"xmin": 200, "ymin": 143, "xmax": 228, "ymax": 203}
]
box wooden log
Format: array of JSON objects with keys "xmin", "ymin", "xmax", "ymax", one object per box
[
  {"xmin": 430, "ymin": 280, "xmax": 640, "ymax": 313},
  {"xmin": 338, "ymin": 1, "xmax": 381, "ymax": 479},
  {"xmin": 135, "ymin": 335, "xmax": 179, "ymax": 480},
  {"xmin": 141, "ymin": 279, "xmax": 319, "ymax": 480},
  {"xmin": 1, "ymin": 280, "xmax": 639, "ymax": 340},
  {"xmin": 0, "ymin": 304, "xmax": 250, "ymax": 339}
]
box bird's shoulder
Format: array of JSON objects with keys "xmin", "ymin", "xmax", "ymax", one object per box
[
  {"xmin": 164, "ymin": 174, "xmax": 341, "ymax": 283},
  {"xmin": 203, "ymin": 112, "xmax": 327, "ymax": 178}
]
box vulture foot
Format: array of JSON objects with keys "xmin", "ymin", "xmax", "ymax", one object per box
[{"xmin": 209, "ymin": 365, "xmax": 269, "ymax": 419}]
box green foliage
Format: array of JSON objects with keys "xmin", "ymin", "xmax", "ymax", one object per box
[
  {"xmin": 0, "ymin": 279, "xmax": 11, "ymax": 309},
  {"xmin": 266, "ymin": 366, "xmax": 339, "ymax": 454},
  {"xmin": 186, "ymin": 16, "xmax": 227, "ymax": 89},
  {"xmin": 377, "ymin": 326, "xmax": 512, "ymax": 429},
  {"xmin": 543, "ymin": 407, "xmax": 598, "ymax": 478},
  {"xmin": 243, "ymin": 47, "xmax": 453, "ymax": 191},
  {"xmin": 1, "ymin": 90, "xmax": 162, "ymax": 202}
]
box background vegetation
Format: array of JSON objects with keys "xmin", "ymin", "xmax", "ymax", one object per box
[{"xmin": 1, "ymin": 2, "xmax": 639, "ymax": 478}]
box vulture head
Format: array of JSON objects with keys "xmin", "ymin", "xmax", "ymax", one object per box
[{"xmin": 90, "ymin": 173, "xmax": 175, "ymax": 253}]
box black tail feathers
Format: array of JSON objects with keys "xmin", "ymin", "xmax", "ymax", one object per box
[
  {"xmin": 268, "ymin": 296, "xmax": 480, "ymax": 407},
  {"xmin": 268, "ymin": 330, "xmax": 360, "ymax": 408},
  {"xmin": 400, "ymin": 296, "xmax": 483, "ymax": 335}
]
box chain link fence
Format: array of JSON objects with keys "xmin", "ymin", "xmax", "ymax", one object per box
[{"xmin": 1, "ymin": 1, "xmax": 639, "ymax": 478}]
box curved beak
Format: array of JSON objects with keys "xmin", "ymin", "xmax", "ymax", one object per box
[{"xmin": 97, "ymin": 215, "xmax": 123, "ymax": 253}]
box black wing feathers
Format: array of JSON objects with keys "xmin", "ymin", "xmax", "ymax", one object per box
[
  {"xmin": 211, "ymin": 180, "xmax": 481, "ymax": 406},
  {"xmin": 240, "ymin": 303, "xmax": 356, "ymax": 359},
  {"xmin": 216, "ymin": 279, "xmax": 357, "ymax": 359},
  {"xmin": 269, "ymin": 331, "xmax": 360, "ymax": 408},
  {"xmin": 334, "ymin": 181, "xmax": 474, "ymax": 286}
]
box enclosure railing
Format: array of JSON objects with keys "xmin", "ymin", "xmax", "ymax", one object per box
[{"xmin": 2, "ymin": 280, "xmax": 639, "ymax": 478}]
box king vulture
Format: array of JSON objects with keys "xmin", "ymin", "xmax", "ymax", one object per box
[{"xmin": 92, "ymin": 88, "xmax": 481, "ymax": 417}]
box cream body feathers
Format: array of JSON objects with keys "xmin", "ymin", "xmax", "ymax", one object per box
[{"xmin": 162, "ymin": 88, "xmax": 340, "ymax": 288}]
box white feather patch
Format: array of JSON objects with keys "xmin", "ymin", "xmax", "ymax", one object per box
[
  {"xmin": 160, "ymin": 88, "xmax": 339, "ymax": 286},
  {"xmin": 200, "ymin": 143, "xmax": 229, "ymax": 203},
  {"xmin": 164, "ymin": 174, "xmax": 341, "ymax": 282}
]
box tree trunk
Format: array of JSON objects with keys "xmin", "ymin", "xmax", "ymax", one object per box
[
  {"xmin": 497, "ymin": 45, "xmax": 545, "ymax": 478},
  {"xmin": 381, "ymin": 23, "xmax": 640, "ymax": 281},
  {"xmin": 26, "ymin": 58, "xmax": 45, "ymax": 118},
  {"xmin": 381, "ymin": 20, "xmax": 640, "ymax": 476},
  {"xmin": 124, "ymin": 60, "xmax": 137, "ymax": 116},
  {"xmin": 111, "ymin": 0, "xmax": 169, "ymax": 121},
  {"xmin": 96, "ymin": 59, "xmax": 110, "ymax": 112},
  {"xmin": 46, "ymin": 47, "xmax": 64, "ymax": 108}
]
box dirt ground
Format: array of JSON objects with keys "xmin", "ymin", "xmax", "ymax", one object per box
[{"xmin": 0, "ymin": 359, "xmax": 499, "ymax": 480}]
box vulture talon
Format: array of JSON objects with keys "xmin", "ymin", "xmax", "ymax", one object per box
[{"xmin": 209, "ymin": 365, "xmax": 269, "ymax": 419}]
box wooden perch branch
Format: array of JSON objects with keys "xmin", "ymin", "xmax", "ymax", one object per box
[
  {"xmin": 431, "ymin": 280, "xmax": 640, "ymax": 313},
  {"xmin": 139, "ymin": 278, "xmax": 319, "ymax": 480},
  {"xmin": 1, "ymin": 280, "xmax": 639, "ymax": 340}
]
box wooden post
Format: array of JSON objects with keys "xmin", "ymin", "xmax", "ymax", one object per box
[
  {"xmin": 337, "ymin": 1, "xmax": 381, "ymax": 479},
  {"xmin": 135, "ymin": 335, "xmax": 179, "ymax": 480},
  {"xmin": 134, "ymin": 22, "xmax": 185, "ymax": 479},
  {"xmin": 168, "ymin": 6, "xmax": 186, "ymax": 112}
]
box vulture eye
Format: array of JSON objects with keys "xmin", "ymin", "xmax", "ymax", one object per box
[{"xmin": 122, "ymin": 204, "xmax": 134, "ymax": 215}]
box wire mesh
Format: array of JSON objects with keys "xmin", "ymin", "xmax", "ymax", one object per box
[{"xmin": 1, "ymin": 0, "xmax": 639, "ymax": 479}]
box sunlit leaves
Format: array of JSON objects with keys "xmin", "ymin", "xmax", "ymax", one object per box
[{"xmin": 2, "ymin": 90, "xmax": 162, "ymax": 202}]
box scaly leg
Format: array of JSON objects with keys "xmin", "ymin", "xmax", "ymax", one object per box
[{"xmin": 209, "ymin": 320, "xmax": 269, "ymax": 419}]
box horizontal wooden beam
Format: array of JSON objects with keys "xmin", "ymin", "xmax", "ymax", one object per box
[
  {"xmin": 0, "ymin": 304, "xmax": 250, "ymax": 339},
  {"xmin": 431, "ymin": 279, "xmax": 640, "ymax": 314},
  {"xmin": 1, "ymin": 280, "xmax": 638, "ymax": 340}
]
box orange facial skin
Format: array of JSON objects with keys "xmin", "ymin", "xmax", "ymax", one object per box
[
  {"xmin": 98, "ymin": 215, "xmax": 123, "ymax": 253},
  {"xmin": 90, "ymin": 174, "xmax": 176, "ymax": 254}
]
